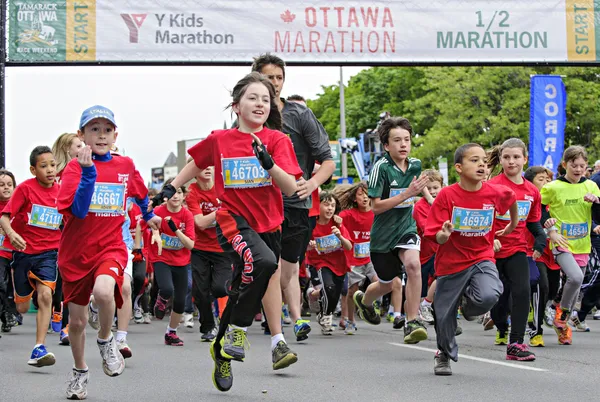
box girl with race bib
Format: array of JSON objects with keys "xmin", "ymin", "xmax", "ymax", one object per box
[
  {"xmin": 486, "ymin": 138, "xmax": 545, "ymax": 361},
  {"xmin": 147, "ymin": 180, "xmax": 195, "ymax": 346},
  {"xmin": 540, "ymin": 145, "xmax": 600, "ymax": 345}
]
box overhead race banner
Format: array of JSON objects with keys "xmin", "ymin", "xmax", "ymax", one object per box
[
  {"xmin": 529, "ymin": 75, "xmax": 566, "ymax": 174},
  {"xmin": 5, "ymin": 0, "xmax": 600, "ymax": 63}
]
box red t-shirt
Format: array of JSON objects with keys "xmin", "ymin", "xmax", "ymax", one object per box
[
  {"xmin": 424, "ymin": 182, "xmax": 516, "ymax": 276},
  {"xmin": 146, "ymin": 205, "xmax": 195, "ymax": 267},
  {"xmin": 188, "ymin": 127, "xmax": 302, "ymax": 233},
  {"xmin": 489, "ymin": 174, "xmax": 542, "ymax": 259},
  {"xmin": 306, "ymin": 218, "xmax": 351, "ymax": 276},
  {"xmin": 57, "ymin": 156, "xmax": 149, "ymax": 282},
  {"xmin": 413, "ymin": 197, "xmax": 439, "ymax": 265},
  {"xmin": 3, "ymin": 178, "xmax": 61, "ymax": 254},
  {"xmin": 0, "ymin": 199, "xmax": 13, "ymax": 259},
  {"xmin": 186, "ymin": 182, "xmax": 222, "ymax": 253},
  {"xmin": 128, "ymin": 203, "xmax": 143, "ymax": 238},
  {"xmin": 309, "ymin": 187, "xmax": 320, "ymax": 218},
  {"xmin": 526, "ymin": 204, "xmax": 560, "ymax": 270},
  {"xmin": 339, "ymin": 208, "xmax": 373, "ymax": 266}
]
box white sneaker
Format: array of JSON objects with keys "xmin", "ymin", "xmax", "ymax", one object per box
[
  {"xmin": 66, "ymin": 369, "xmax": 89, "ymax": 400},
  {"xmin": 88, "ymin": 302, "xmax": 99, "ymax": 331},
  {"xmin": 594, "ymin": 309, "xmax": 600, "ymax": 320},
  {"xmin": 318, "ymin": 313, "xmax": 334, "ymax": 335},
  {"xmin": 143, "ymin": 313, "xmax": 152, "ymax": 324},
  {"xmin": 97, "ymin": 336, "xmax": 125, "ymax": 377},
  {"xmin": 344, "ymin": 321, "xmax": 357, "ymax": 335},
  {"xmin": 570, "ymin": 312, "xmax": 590, "ymax": 332},
  {"xmin": 544, "ymin": 306, "xmax": 555, "ymax": 328},
  {"xmin": 183, "ymin": 313, "xmax": 194, "ymax": 329},
  {"xmin": 133, "ymin": 307, "xmax": 144, "ymax": 324},
  {"xmin": 419, "ymin": 304, "xmax": 435, "ymax": 324}
]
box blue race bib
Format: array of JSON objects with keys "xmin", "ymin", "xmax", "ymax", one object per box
[
  {"xmin": 0, "ymin": 233, "xmax": 8, "ymax": 251},
  {"xmin": 315, "ymin": 234, "xmax": 342, "ymax": 254},
  {"xmin": 561, "ymin": 222, "xmax": 588, "ymax": 240},
  {"xmin": 496, "ymin": 200, "xmax": 531, "ymax": 221},
  {"xmin": 389, "ymin": 188, "xmax": 415, "ymax": 208},
  {"xmin": 354, "ymin": 241, "xmax": 370, "ymax": 258},
  {"xmin": 161, "ymin": 233, "xmax": 184, "ymax": 251},
  {"xmin": 451, "ymin": 207, "xmax": 494, "ymax": 233},
  {"xmin": 222, "ymin": 157, "xmax": 272, "ymax": 189},
  {"xmin": 89, "ymin": 183, "xmax": 125, "ymax": 214},
  {"xmin": 28, "ymin": 204, "xmax": 63, "ymax": 230}
]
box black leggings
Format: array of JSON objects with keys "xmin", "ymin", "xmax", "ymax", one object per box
[
  {"xmin": 491, "ymin": 252, "xmax": 530, "ymax": 344},
  {"xmin": 131, "ymin": 260, "xmax": 146, "ymax": 301},
  {"xmin": 318, "ymin": 267, "xmax": 345, "ymax": 316},
  {"xmin": 153, "ymin": 262, "xmax": 189, "ymax": 315},
  {"xmin": 530, "ymin": 261, "xmax": 554, "ymax": 336}
]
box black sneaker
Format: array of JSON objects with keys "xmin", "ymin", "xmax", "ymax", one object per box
[
  {"xmin": 353, "ymin": 291, "xmax": 381, "ymax": 325},
  {"xmin": 506, "ymin": 343, "xmax": 536, "ymax": 361},
  {"xmin": 272, "ymin": 341, "xmax": 298, "ymax": 370},
  {"xmin": 393, "ymin": 315, "xmax": 406, "ymax": 329},
  {"xmin": 210, "ymin": 341, "xmax": 233, "ymax": 392},
  {"xmin": 201, "ymin": 327, "xmax": 218, "ymax": 342},
  {"xmin": 403, "ymin": 319, "xmax": 428, "ymax": 344},
  {"xmin": 459, "ymin": 296, "xmax": 476, "ymax": 321},
  {"xmin": 434, "ymin": 351, "xmax": 452, "ymax": 376}
]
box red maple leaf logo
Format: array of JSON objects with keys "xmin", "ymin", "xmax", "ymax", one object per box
[{"xmin": 281, "ymin": 10, "xmax": 295, "ymax": 23}]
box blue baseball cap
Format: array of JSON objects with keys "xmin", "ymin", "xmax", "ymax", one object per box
[{"xmin": 79, "ymin": 105, "xmax": 117, "ymax": 129}]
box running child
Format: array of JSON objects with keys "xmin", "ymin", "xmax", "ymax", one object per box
[
  {"xmin": 0, "ymin": 146, "xmax": 61, "ymax": 367},
  {"xmin": 147, "ymin": 180, "xmax": 195, "ymax": 346},
  {"xmin": 0, "ymin": 169, "xmax": 17, "ymax": 334},
  {"xmin": 353, "ymin": 116, "xmax": 430, "ymax": 344},
  {"xmin": 306, "ymin": 191, "xmax": 352, "ymax": 334},
  {"xmin": 540, "ymin": 145, "xmax": 600, "ymax": 345},
  {"xmin": 424, "ymin": 143, "xmax": 518, "ymax": 375},
  {"xmin": 486, "ymin": 138, "xmax": 546, "ymax": 360},
  {"xmin": 156, "ymin": 72, "xmax": 303, "ymax": 392},
  {"xmin": 57, "ymin": 105, "xmax": 161, "ymax": 400}
]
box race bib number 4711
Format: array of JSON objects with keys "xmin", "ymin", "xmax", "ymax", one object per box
[
  {"xmin": 222, "ymin": 157, "xmax": 272, "ymax": 189},
  {"xmin": 451, "ymin": 207, "xmax": 494, "ymax": 233},
  {"xmin": 89, "ymin": 183, "xmax": 125, "ymax": 214},
  {"xmin": 28, "ymin": 204, "xmax": 63, "ymax": 230}
]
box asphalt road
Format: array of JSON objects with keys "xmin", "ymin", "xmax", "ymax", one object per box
[{"xmin": 1, "ymin": 313, "xmax": 599, "ymax": 401}]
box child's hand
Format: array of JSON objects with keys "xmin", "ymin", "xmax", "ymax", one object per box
[
  {"xmin": 544, "ymin": 218, "xmax": 557, "ymax": 229},
  {"xmin": 332, "ymin": 226, "xmax": 342, "ymax": 238},
  {"xmin": 549, "ymin": 231, "xmax": 569, "ymax": 249},
  {"xmin": 441, "ymin": 220, "xmax": 454, "ymax": 236},
  {"xmin": 584, "ymin": 193, "xmax": 599, "ymax": 203},
  {"xmin": 7, "ymin": 231, "xmax": 26, "ymax": 251},
  {"xmin": 147, "ymin": 215, "xmax": 162, "ymax": 231},
  {"xmin": 333, "ymin": 215, "xmax": 342, "ymax": 226},
  {"xmin": 493, "ymin": 239, "xmax": 502, "ymax": 253},
  {"xmin": 308, "ymin": 240, "xmax": 316, "ymax": 250},
  {"xmin": 77, "ymin": 146, "xmax": 93, "ymax": 167},
  {"xmin": 150, "ymin": 228, "xmax": 163, "ymax": 255},
  {"xmin": 407, "ymin": 175, "xmax": 429, "ymax": 197},
  {"xmin": 594, "ymin": 226, "xmax": 600, "ymax": 235},
  {"xmin": 532, "ymin": 250, "xmax": 542, "ymax": 260}
]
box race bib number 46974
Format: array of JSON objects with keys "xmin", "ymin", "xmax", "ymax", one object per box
[
  {"xmin": 89, "ymin": 183, "xmax": 125, "ymax": 214},
  {"xmin": 451, "ymin": 207, "xmax": 494, "ymax": 233},
  {"xmin": 222, "ymin": 157, "xmax": 272, "ymax": 189}
]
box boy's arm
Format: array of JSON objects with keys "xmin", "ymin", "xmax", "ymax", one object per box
[
  {"xmin": 70, "ymin": 149, "xmax": 97, "ymax": 219},
  {"xmin": 0, "ymin": 214, "xmax": 26, "ymax": 251}
]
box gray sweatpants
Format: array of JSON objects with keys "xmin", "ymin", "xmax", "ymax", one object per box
[
  {"xmin": 434, "ymin": 260, "xmax": 503, "ymax": 361},
  {"xmin": 555, "ymin": 252, "xmax": 586, "ymax": 312}
]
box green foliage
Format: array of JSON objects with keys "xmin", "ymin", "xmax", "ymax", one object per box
[{"xmin": 308, "ymin": 66, "xmax": 600, "ymax": 183}]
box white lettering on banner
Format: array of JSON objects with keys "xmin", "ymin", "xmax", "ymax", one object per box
[{"xmin": 542, "ymin": 83, "xmax": 559, "ymax": 170}]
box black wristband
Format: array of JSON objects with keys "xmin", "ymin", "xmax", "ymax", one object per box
[
  {"xmin": 152, "ymin": 184, "xmax": 177, "ymax": 207},
  {"xmin": 167, "ymin": 219, "xmax": 178, "ymax": 233},
  {"xmin": 252, "ymin": 141, "xmax": 275, "ymax": 171}
]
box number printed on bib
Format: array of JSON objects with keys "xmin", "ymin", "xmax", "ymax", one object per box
[
  {"xmin": 354, "ymin": 241, "xmax": 370, "ymax": 258},
  {"xmin": 389, "ymin": 188, "xmax": 415, "ymax": 208},
  {"xmin": 451, "ymin": 207, "xmax": 494, "ymax": 233},
  {"xmin": 161, "ymin": 233, "xmax": 184, "ymax": 251},
  {"xmin": 222, "ymin": 157, "xmax": 272, "ymax": 189},
  {"xmin": 89, "ymin": 183, "xmax": 125, "ymax": 214},
  {"xmin": 315, "ymin": 234, "xmax": 342, "ymax": 254},
  {"xmin": 561, "ymin": 222, "xmax": 588, "ymax": 240},
  {"xmin": 28, "ymin": 204, "xmax": 63, "ymax": 230},
  {"xmin": 496, "ymin": 200, "xmax": 531, "ymax": 221}
]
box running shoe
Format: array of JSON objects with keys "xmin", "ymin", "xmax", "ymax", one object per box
[
  {"xmin": 201, "ymin": 327, "xmax": 218, "ymax": 342},
  {"xmin": 353, "ymin": 291, "xmax": 381, "ymax": 325},
  {"xmin": 527, "ymin": 304, "xmax": 534, "ymax": 326},
  {"xmin": 386, "ymin": 312, "xmax": 394, "ymax": 323},
  {"xmin": 143, "ymin": 313, "xmax": 152, "ymax": 324},
  {"xmin": 594, "ymin": 309, "xmax": 600, "ymax": 320},
  {"xmin": 282, "ymin": 305, "xmax": 292, "ymax": 325},
  {"xmin": 506, "ymin": 343, "xmax": 536, "ymax": 361},
  {"xmin": 1, "ymin": 321, "xmax": 11, "ymax": 333},
  {"xmin": 434, "ymin": 351, "xmax": 452, "ymax": 376},
  {"xmin": 210, "ymin": 340, "xmax": 233, "ymax": 392},
  {"xmin": 27, "ymin": 344, "xmax": 56, "ymax": 367},
  {"xmin": 529, "ymin": 334, "xmax": 545, "ymax": 347},
  {"xmin": 419, "ymin": 304, "xmax": 435, "ymax": 324},
  {"xmin": 455, "ymin": 324, "xmax": 463, "ymax": 336},
  {"xmin": 220, "ymin": 326, "xmax": 248, "ymax": 361},
  {"xmin": 544, "ymin": 305, "xmax": 555, "ymax": 328},
  {"xmin": 153, "ymin": 296, "xmax": 168, "ymax": 320},
  {"xmin": 459, "ymin": 296, "xmax": 476, "ymax": 321},
  {"xmin": 294, "ymin": 319, "xmax": 311, "ymax": 341},
  {"xmin": 553, "ymin": 306, "xmax": 568, "ymax": 330},
  {"xmin": 117, "ymin": 338, "xmax": 133, "ymax": 358},
  {"xmin": 272, "ymin": 340, "xmax": 298, "ymax": 370},
  {"xmin": 183, "ymin": 313, "xmax": 194, "ymax": 329},
  {"xmin": 254, "ymin": 312, "xmax": 262, "ymax": 322},
  {"xmin": 569, "ymin": 314, "xmax": 590, "ymax": 332},
  {"xmin": 87, "ymin": 302, "xmax": 99, "ymax": 330},
  {"xmin": 301, "ymin": 306, "xmax": 312, "ymax": 317},
  {"xmin": 318, "ymin": 313, "xmax": 334, "ymax": 335},
  {"xmin": 495, "ymin": 331, "xmax": 508, "ymax": 345},
  {"xmin": 164, "ymin": 331, "xmax": 184, "ymax": 346},
  {"xmin": 60, "ymin": 325, "xmax": 70, "ymax": 346},
  {"xmin": 97, "ymin": 336, "xmax": 125, "ymax": 376},
  {"xmin": 15, "ymin": 312, "xmax": 23, "ymax": 326},
  {"xmin": 51, "ymin": 305, "xmax": 63, "ymax": 333},
  {"xmin": 404, "ymin": 319, "xmax": 428, "ymax": 344},
  {"xmin": 133, "ymin": 306, "xmax": 144, "ymax": 324},
  {"xmin": 345, "ymin": 321, "xmax": 357, "ymax": 335},
  {"xmin": 334, "ymin": 300, "xmax": 342, "ymax": 317},
  {"xmin": 66, "ymin": 368, "xmax": 89, "ymax": 400},
  {"xmin": 482, "ymin": 313, "xmax": 495, "ymax": 331},
  {"xmin": 393, "ymin": 314, "xmax": 406, "ymax": 329},
  {"xmin": 556, "ymin": 325, "xmax": 572, "ymax": 345}
]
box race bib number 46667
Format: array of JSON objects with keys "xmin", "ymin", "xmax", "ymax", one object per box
[
  {"xmin": 89, "ymin": 183, "xmax": 125, "ymax": 214},
  {"xmin": 451, "ymin": 207, "xmax": 494, "ymax": 233}
]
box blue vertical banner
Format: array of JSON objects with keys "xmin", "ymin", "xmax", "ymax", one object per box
[{"xmin": 529, "ymin": 75, "xmax": 567, "ymax": 174}]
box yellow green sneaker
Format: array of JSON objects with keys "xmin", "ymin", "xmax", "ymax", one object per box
[{"xmin": 495, "ymin": 330, "xmax": 508, "ymax": 345}]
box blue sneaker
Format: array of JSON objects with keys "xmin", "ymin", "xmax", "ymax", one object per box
[
  {"xmin": 60, "ymin": 325, "xmax": 70, "ymax": 346},
  {"xmin": 282, "ymin": 304, "xmax": 292, "ymax": 325},
  {"xmin": 51, "ymin": 307, "xmax": 63, "ymax": 333},
  {"xmin": 27, "ymin": 344, "xmax": 56, "ymax": 367},
  {"xmin": 293, "ymin": 319, "xmax": 311, "ymax": 341}
]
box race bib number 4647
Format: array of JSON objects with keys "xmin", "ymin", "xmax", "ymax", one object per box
[
  {"xmin": 561, "ymin": 222, "xmax": 588, "ymax": 240},
  {"xmin": 89, "ymin": 183, "xmax": 125, "ymax": 214},
  {"xmin": 451, "ymin": 207, "xmax": 494, "ymax": 233},
  {"xmin": 222, "ymin": 157, "xmax": 272, "ymax": 189}
]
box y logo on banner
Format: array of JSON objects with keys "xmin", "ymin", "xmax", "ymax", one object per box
[{"xmin": 121, "ymin": 14, "xmax": 148, "ymax": 43}]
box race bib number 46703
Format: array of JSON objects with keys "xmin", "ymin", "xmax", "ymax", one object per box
[
  {"xmin": 89, "ymin": 183, "xmax": 125, "ymax": 214},
  {"xmin": 451, "ymin": 207, "xmax": 494, "ymax": 233},
  {"xmin": 28, "ymin": 204, "xmax": 63, "ymax": 230},
  {"xmin": 222, "ymin": 157, "xmax": 272, "ymax": 189}
]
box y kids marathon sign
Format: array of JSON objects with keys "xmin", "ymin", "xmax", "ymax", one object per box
[{"xmin": 5, "ymin": 0, "xmax": 600, "ymax": 63}]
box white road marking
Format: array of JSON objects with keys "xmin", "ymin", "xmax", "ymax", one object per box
[{"xmin": 388, "ymin": 342, "xmax": 549, "ymax": 372}]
